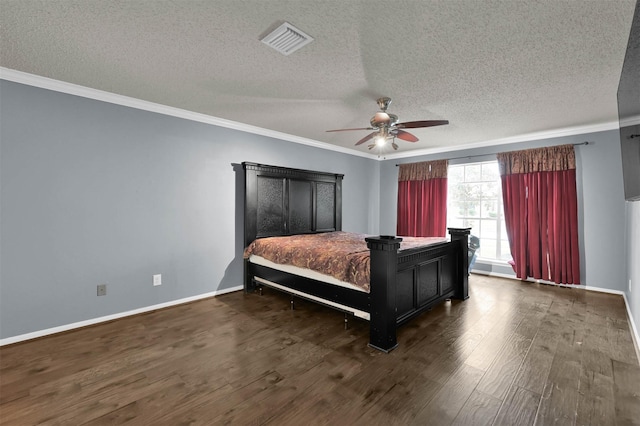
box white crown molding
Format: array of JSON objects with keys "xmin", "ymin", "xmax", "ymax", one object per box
[
  {"xmin": 620, "ymin": 114, "xmax": 640, "ymax": 127},
  {"xmin": 1, "ymin": 67, "xmax": 626, "ymax": 162},
  {"xmin": 0, "ymin": 67, "xmax": 377, "ymax": 160},
  {"xmin": 384, "ymin": 120, "xmax": 620, "ymax": 160}
]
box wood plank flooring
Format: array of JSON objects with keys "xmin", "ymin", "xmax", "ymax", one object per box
[{"xmin": 1, "ymin": 275, "xmax": 639, "ymax": 425}]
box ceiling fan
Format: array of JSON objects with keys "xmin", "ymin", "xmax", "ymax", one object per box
[{"xmin": 327, "ymin": 97, "xmax": 449, "ymax": 150}]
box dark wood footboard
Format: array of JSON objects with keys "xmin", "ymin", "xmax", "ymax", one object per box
[{"xmin": 366, "ymin": 227, "xmax": 470, "ymax": 352}]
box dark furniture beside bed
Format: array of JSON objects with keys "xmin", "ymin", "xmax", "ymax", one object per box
[{"xmin": 243, "ymin": 162, "xmax": 470, "ymax": 352}]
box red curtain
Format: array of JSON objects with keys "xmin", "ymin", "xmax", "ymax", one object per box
[
  {"xmin": 498, "ymin": 145, "xmax": 580, "ymax": 284},
  {"xmin": 397, "ymin": 160, "xmax": 448, "ymax": 237}
]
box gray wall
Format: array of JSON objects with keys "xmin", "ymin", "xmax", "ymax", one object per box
[
  {"xmin": 380, "ymin": 130, "xmax": 628, "ymax": 293},
  {"xmin": 0, "ymin": 80, "xmax": 380, "ymax": 339}
]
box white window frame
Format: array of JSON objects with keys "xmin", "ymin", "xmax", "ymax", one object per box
[{"xmin": 447, "ymin": 160, "xmax": 511, "ymax": 262}]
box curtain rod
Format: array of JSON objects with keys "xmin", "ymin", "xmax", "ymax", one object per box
[{"xmin": 395, "ymin": 141, "xmax": 591, "ymax": 166}]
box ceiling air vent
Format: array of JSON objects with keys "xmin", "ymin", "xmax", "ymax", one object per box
[{"xmin": 260, "ymin": 22, "xmax": 314, "ymax": 56}]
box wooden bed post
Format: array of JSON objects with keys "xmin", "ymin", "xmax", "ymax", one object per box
[
  {"xmin": 366, "ymin": 236, "xmax": 403, "ymax": 353},
  {"xmin": 448, "ymin": 227, "xmax": 472, "ymax": 300},
  {"xmin": 244, "ymin": 260, "xmax": 256, "ymax": 293}
]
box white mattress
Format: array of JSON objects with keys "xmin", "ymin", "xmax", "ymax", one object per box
[
  {"xmin": 253, "ymin": 276, "xmax": 370, "ymax": 320},
  {"xmin": 248, "ymin": 254, "xmax": 367, "ymax": 293},
  {"xmin": 248, "ymin": 255, "xmax": 371, "ymax": 320}
]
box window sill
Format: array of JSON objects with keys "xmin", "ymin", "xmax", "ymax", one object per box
[{"xmin": 475, "ymin": 258, "xmax": 511, "ymax": 267}]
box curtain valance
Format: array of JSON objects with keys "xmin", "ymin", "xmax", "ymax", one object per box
[
  {"xmin": 496, "ymin": 144, "xmax": 575, "ymax": 175},
  {"xmin": 398, "ymin": 160, "xmax": 448, "ymax": 181}
]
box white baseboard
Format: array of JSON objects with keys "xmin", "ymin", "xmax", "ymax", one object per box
[
  {"xmin": 0, "ymin": 285, "xmax": 243, "ymax": 346},
  {"xmin": 622, "ymin": 293, "xmax": 640, "ymax": 365},
  {"xmin": 471, "ymin": 271, "xmax": 640, "ymax": 364},
  {"xmin": 471, "ymin": 269, "xmax": 518, "ymax": 280}
]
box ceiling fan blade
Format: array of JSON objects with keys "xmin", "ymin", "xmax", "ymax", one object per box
[
  {"xmin": 355, "ymin": 132, "xmax": 376, "ymax": 146},
  {"xmin": 326, "ymin": 127, "xmax": 373, "ymax": 132},
  {"xmin": 395, "ymin": 129, "xmax": 419, "ymax": 142},
  {"xmin": 396, "ymin": 120, "xmax": 449, "ymax": 129}
]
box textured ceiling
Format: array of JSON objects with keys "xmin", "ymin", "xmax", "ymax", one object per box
[{"xmin": 1, "ymin": 0, "xmax": 636, "ymax": 157}]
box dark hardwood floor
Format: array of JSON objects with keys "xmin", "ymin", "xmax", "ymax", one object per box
[{"xmin": 1, "ymin": 275, "xmax": 639, "ymax": 425}]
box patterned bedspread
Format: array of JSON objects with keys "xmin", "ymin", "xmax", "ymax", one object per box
[{"xmin": 244, "ymin": 231, "xmax": 446, "ymax": 292}]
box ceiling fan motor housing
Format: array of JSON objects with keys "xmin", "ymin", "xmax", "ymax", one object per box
[
  {"xmin": 371, "ymin": 112, "xmax": 391, "ymax": 128},
  {"xmin": 370, "ymin": 97, "xmax": 399, "ymax": 130}
]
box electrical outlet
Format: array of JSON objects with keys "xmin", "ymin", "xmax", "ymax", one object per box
[
  {"xmin": 97, "ymin": 284, "xmax": 107, "ymax": 296},
  {"xmin": 153, "ymin": 274, "xmax": 162, "ymax": 286}
]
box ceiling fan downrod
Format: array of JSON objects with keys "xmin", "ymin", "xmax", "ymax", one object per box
[{"xmin": 377, "ymin": 97, "xmax": 392, "ymax": 111}]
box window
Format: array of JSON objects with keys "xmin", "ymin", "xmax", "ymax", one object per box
[{"xmin": 447, "ymin": 161, "xmax": 511, "ymax": 261}]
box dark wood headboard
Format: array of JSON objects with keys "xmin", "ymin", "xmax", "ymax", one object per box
[{"xmin": 243, "ymin": 162, "xmax": 344, "ymax": 247}]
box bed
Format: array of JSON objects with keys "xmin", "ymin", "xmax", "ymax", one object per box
[{"xmin": 243, "ymin": 162, "xmax": 470, "ymax": 352}]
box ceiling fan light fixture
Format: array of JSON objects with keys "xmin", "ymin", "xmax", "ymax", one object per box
[
  {"xmin": 374, "ymin": 134, "xmax": 387, "ymax": 147},
  {"xmin": 260, "ymin": 22, "xmax": 314, "ymax": 56}
]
